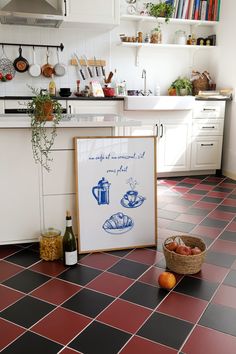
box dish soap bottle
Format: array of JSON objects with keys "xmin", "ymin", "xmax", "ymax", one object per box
[
  {"xmin": 49, "ymin": 75, "xmax": 56, "ymax": 96},
  {"xmin": 63, "ymin": 211, "xmax": 78, "ymax": 266}
]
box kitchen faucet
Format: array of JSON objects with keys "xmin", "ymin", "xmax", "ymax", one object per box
[{"xmin": 141, "ymin": 69, "xmax": 151, "ymax": 96}]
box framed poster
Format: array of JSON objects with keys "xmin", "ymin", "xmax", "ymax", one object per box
[{"xmin": 75, "ymin": 136, "xmax": 157, "ymax": 253}]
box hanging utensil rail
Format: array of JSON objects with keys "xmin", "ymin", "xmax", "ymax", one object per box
[{"xmin": 0, "ymin": 43, "xmax": 64, "ymax": 51}]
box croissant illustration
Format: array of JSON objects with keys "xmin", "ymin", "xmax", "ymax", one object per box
[{"xmin": 103, "ymin": 212, "xmax": 133, "ymax": 234}]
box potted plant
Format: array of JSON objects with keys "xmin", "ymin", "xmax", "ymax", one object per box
[
  {"xmin": 168, "ymin": 77, "xmax": 193, "ymax": 96},
  {"xmin": 27, "ymin": 87, "xmax": 63, "ymax": 172},
  {"xmin": 145, "ymin": 1, "xmax": 175, "ymax": 23}
]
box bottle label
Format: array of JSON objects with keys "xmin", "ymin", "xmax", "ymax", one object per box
[
  {"xmin": 66, "ymin": 220, "xmax": 72, "ymax": 227},
  {"xmin": 65, "ymin": 250, "xmax": 77, "ymax": 265}
]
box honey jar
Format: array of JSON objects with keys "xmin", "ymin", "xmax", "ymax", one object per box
[{"xmin": 40, "ymin": 228, "xmax": 62, "ymax": 261}]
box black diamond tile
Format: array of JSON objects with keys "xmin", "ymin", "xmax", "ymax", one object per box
[
  {"xmin": 199, "ymin": 303, "xmax": 236, "ymax": 337},
  {"xmin": 2, "ymin": 269, "xmax": 50, "ymax": 293},
  {"xmin": 213, "ymin": 186, "xmax": 233, "ymax": 193},
  {"xmin": 108, "ymin": 259, "xmax": 149, "ymax": 279},
  {"xmin": 167, "ymin": 220, "xmax": 195, "ymax": 233},
  {"xmin": 69, "ymin": 321, "xmax": 131, "ymax": 354},
  {"xmin": 217, "ymin": 205, "xmax": 236, "ymax": 213},
  {"xmin": 137, "ymin": 312, "xmax": 193, "ymax": 350},
  {"xmin": 188, "ymin": 189, "xmax": 207, "ymax": 195},
  {"xmin": 223, "ymin": 270, "xmax": 236, "ymax": 287},
  {"xmin": 5, "ymin": 249, "xmax": 40, "ymax": 267},
  {"xmin": 157, "ymin": 209, "xmax": 180, "ymax": 220},
  {"xmin": 201, "ymin": 196, "xmax": 223, "ymax": 204},
  {"xmin": 120, "ymin": 281, "xmax": 166, "ymax": 309},
  {"xmin": 186, "ymin": 207, "xmax": 209, "ymax": 216},
  {"xmin": 0, "ymin": 296, "xmax": 55, "ymax": 328},
  {"xmin": 62, "ymin": 288, "xmax": 114, "ymax": 318},
  {"xmin": 105, "ymin": 249, "xmax": 132, "ymax": 257},
  {"xmin": 205, "ymin": 251, "xmax": 236, "ymax": 268},
  {"xmin": 58, "ymin": 264, "xmax": 102, "ymax": 285},
  {"xmin": 1, "ymin": 331, "xmax": 62, "ymax": 354},
  {"xmin": 220, "ymin": 231, "xmax": 236, "ymax": 242},
  {"xmin": 200, "ymin": 218, "xmax": 228, "ymax": 229},
  {"xmin": 174, "ymin": 276, "xmax": 218, "ymax": 301}
]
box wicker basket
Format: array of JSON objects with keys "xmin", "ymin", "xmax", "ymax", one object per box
[
  {"xmin": 163, "ymin": 235, "xmax": 206, "ymax": 275},
  {"xmin": 192, "ymin": 73, "xmax": 209, "ymax": 96}
]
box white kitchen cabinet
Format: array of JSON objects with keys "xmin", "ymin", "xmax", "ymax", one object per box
[
  {"xmin": 68, "ymin": 100, "xmax": 123, "ymax": 115},
  {"xmin": 0, "ymin": 129, "xmax": 41, "ymax": 244},
  {"xmin": 191, "ymin": 136, "xmax": 223, "ymax": 170},
  {"xmin": 64, "ymin": 0, "xmax": 120, "ymax": 26}
]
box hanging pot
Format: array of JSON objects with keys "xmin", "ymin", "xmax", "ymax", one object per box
[
  {"xmin": 28, "ymin": 48, "xmax": 41, "ymax": 77},
  {"xmin": 54, "ymin": 50, "xmax": 66, "ymax": 77},
  {"xmin": 41, "ymin": 50, "xmax": 54, "ymax": 78},
  {"xmin": 13, "ymin": 47, "xmax": 29, "ymax": 73}
]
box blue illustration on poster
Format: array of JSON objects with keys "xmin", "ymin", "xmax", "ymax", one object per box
[
  {"xmin": 92, "ymin": 177, "xmax": 111, "ymax": 205},
  {"xmin": 120, "ymin": 177, "xmax": 146, "ymax": 208},
  {"xmin": 103, "ymin": 212, "xmax": 134, "ymax": 234}
]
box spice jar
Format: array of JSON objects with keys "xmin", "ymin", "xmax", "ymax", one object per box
[
  {"xmin": 150, "ymin": 27, "xmax": 162, "ymax": 44},
  {"xmin": 40, "ymin": 228, "xmax": 62, "ymax": 261},
  {"xmin": 175, "ymin": 30, "xmax": 187, "ymax": 45}
]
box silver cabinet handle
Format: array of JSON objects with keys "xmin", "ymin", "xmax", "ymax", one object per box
[
  {"xmin": 201, "ymin": 143, "xmax": 214, "ymax": 146},
  {"xmin": 160, "ymin": 124, "xmax": 163, "ymax": 138},
  {"xmin": 64, "ymin": 0, "xmax": 67, "ymax": 16},
  {"xmin": 155, "ymin": 124, "xmax": 158, "ymax": 137},
  {"xmin": 69, "ymin": 105, "xmax": 72, "ymax": 114},
  {"xmin": 202, "ymin": 126, "xmax": 215, "ymax": 129},
  {"xmin": 203, "ymin": 108, "xmax": 216, "ymax": 111}
]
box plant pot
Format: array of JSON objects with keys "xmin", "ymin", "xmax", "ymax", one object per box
[
  {"xmin": 36, "ymin": 101, "xmax": 54, "ymax": 121},
  {"xmin": 179, "ymin": 88, "xmax": 188, "ymax": 96}
]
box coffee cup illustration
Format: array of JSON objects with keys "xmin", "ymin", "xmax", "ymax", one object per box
[{"xmin": 123, "ymin": 190, "xmax": 138, "ymax": 206}]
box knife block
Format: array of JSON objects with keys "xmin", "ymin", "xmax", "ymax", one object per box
[{"xmin": 71, "ymin": 58, "xmax": 106, "ymax": 67}]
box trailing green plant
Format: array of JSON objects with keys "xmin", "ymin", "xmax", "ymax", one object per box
[
  {"xmin": 145, "ymin": 1, "xmax": 175, "ymax": 23},
  {"xmin": 169, "ymin": 77, "xmax": 193, "ymax": 95},
  {"xmin": 27, "ymin": 86, "xmax": 63, "ymax": 172}
]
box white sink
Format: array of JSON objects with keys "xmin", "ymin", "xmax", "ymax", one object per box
[{"xmin": 124, "ymin": 96, "xmax": 195, "ymax": 111}]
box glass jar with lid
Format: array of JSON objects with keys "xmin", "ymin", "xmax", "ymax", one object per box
[
  {"xmin": 174, "ymin": 30, "xmax": 187, "ymax": 45},
  {"xmin": 40, "ymin": 228, "xmax": 62, "ymax": 261}
]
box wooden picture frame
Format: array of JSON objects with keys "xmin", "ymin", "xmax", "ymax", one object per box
[{"xmin": 74, "ymin": 136, "xmax": 157, "ymax": 253}]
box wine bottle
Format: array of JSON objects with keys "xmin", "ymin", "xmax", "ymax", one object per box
[{"xmin": 63, "ymin": 211, "xmax": 78, "ymax": 266}]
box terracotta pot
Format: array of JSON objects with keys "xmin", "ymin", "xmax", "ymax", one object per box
[
  {"xmin": 36, "ymin": 101, "xmax": 54, "ymax": 121},
  {"xmin": 103, "ymin": 87, "xmax": 115, "ymax": 97}
]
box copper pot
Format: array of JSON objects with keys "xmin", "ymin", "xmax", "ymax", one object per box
[{"xmin": 41, "ymin": 51, "xmax": 54, "ymax": 78}]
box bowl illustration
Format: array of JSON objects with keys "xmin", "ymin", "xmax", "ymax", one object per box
[{"xmin": 103, "ymin": 212, "xmax": 134, "ymax": 234}]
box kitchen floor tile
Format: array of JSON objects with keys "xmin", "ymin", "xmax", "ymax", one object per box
[
  {"xmin": 191, "ymin": 225, "xmax": 222, "ymax": 239},
  {"xmin": 210, "ymin": 239, "xmax": 236, "ymax": 255},
  {"xmin": 208, "ymin": 209, "xmax": 235, "ymax": 221},
  {"xmin": 0, "ymin": 285, "xmax": 25, "ymax": 311},
  {"xmin": 192, "ymin": 263, "xmax": 229, "ymax": 283},
  {"xmin": 0, "ymin": 295, "xmax": 55, "ymax": 328},
  {"xmin": 0, "ymin": 260, "xmax": 23, "ymax": 282},
  {"xmin": 199, "ymin": 303, "xmax": 236, "ymax": 337},
  {"xmin": 176, "ymin": 182, "xmax": 195, "ymax": 188},
  {"xmin": 120, "ymin": 281, "xmax": 166, "ymax": 309},
  {"xmin": 200, "ymin": 217, "xmax": 228, "ymax": 229},
  {"xmin": 124, "ymin": 248, "xmax": 159, "ymax": 265},
  {"xmin": 86, "ymin": 271, "xmax": 134, "ymax": 297},
  {"xmin": 2, "ymin": 269, "xmax": 50, "ymax": 293},
  {"xmin": 0, "ymin": 331, "xmax": 62, "ymax": 354},
  {"xmin": 166, "ymin": 220, "xmax": 195, "ymax": 233},
  {"xmin": 188, "ymin": 189, "xmax": 207, "ymax": 195},
  {"xmin": 157, "ymin": 291, "xmax": 208, "ymax": 323},
  {"xmin": 68, "ymin": 321, "xmax": 131, "ymax": 354},
  {"xmin": 226, "ymin": 221, "xmax": 236, "ymax": 232},
  {"xmin": 62, "ymin": 288, "xmax": 114, "ymax": 318},
  {"xmin": 157, "ymin": 209, "xmax": 180, "ymax": 220},
  {"xmin": 176, "ymin": 213, "xmax": 205, "ymax": 224},
  {"xmin": 5, "ymin": 249, "xmax": 40, "ymax": 267},
  {"xmin": 58, "ymin": 264, "xmax": 102, "ymax": 286},
  {"xmin": 223, "ymin": 270, "xmax": 236, "ymax": 287},
  {"xmin": 104, "ymin": 249, "xmax": 133, "ymax": 257},
  {"xmin": 78, "ymin": 252, "xmax": 119, "ymax": 270},
  {"xmin": 182, "ymin": 325, "xmax": 236, "ymax": 354},
  {"xmin": 30, "ymin": 278, "xmax": 81, "ymax": 305},
  {"xmin": 108, "ymin": 259, "xmax": 149, "ymax": 279},
  {"xmin": 31, "ymin": 307, "xmax": 91, "ymax": 345},
  {"xmin": 97, "ymin": 298, "xmax": 152, "ymax": 333},
  {"xmin": 217, "ymin": 205, "xmax": 236, "ymax": 213},
  {"xmin": 205, "ymin": 250, "xmax": 236, "ymax": 268},
  {"xmin": 137, "ymin": 312, "xmax": 193, "ymax": 350},
  {"xmin": 30, "ymin": 260, "xmax": 67, "ymax": 276},
  {"xmin": 212, "ymin": 284, "xmax": 236, "ymax": 309},
  {"xmin": 185, "ymin": 207, "xmax": 209, "ymax": 216},
  {"xmin": 193, "ymin": 201, "xmax": 217, "ymax": 210},
  {"xmin": 201, "ymin": 196, "xmax": 224, "ymax": 204},
  {"xmin": 0, "ymin": 245, "xmax": 21, "ymax": 259},
  {"xmin": 120, "ymin": 336, "xmax": 178, "ymax": 354},
  {"xmin": 0, "ymin": 318, "xmax": 25, "ymax": 351},
  {"xmin": 174, "ymin": 276, "xmax": 218, "ymax": 301},
  {"xmin": 60, "ymin": 348, "xmax": 81, "ymax": 354}
]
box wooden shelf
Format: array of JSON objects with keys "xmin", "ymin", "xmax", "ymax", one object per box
[
  {"xmin": 120, "ymin": 14, "xmax": 219, "ymax": 27},
  {"xmin": 119, "ymin": 42, "xmax": 217, "ymax": 49}
]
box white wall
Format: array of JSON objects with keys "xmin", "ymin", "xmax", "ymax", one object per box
[{"xmin": 216, "ymin": 0, "xmax": 236, "ymax": 178}]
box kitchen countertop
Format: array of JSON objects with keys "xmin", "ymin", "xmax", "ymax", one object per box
[
  {"xmin": 0, "ymin": 96, "xmax": 124, "ymax": 101},
  {"xmin": 0, "ymin": 113, "xmax": 141, "ymax": 128}
]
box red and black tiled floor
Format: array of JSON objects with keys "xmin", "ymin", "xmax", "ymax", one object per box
[{"xmin": 1, "ymin": 175, "xmax": 236, "ymax": 353}]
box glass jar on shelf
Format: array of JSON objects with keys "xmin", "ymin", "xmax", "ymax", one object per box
[
  {"xmin": 174, "ymin": 30, "xmax": 187, "ymax": 45},
  {"xmin": 40, "ymin": 228, "xmax": 62, "ymax": 261},
  {"xmin": 150, "ymin": 26, "xmax": 162, "ymax": 44}
]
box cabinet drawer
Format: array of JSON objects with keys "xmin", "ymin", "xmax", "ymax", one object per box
[
  {"xmin": 68, "ymin": 101, "xmax": 123, "ymax": 115},
  {"xmin": 193, "ymin": 101, "xmax": 225, "ymax": 118},
  {"xmin": 191, "ymin": 136, "xmax": 223, "ymax": 170},
  {"xmin": 192, "ymin": 119, "xmax": 224, "ymax": 136}
]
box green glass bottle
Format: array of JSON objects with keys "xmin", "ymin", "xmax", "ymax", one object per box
[{"xmin": 63, "ymin": 211, "xmax": 78, "ymax": 266}]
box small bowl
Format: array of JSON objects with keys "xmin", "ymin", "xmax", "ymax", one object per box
[{"xmin": 59, "ymin": 91, "xmax": 72, "ymax": 97}]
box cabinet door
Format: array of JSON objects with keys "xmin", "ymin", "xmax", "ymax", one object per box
[
  {"xmin": 158, "ymin": 118, "xmax": 191, "ymax": 173},
  {"xmin": 0, "ymin": 130, "xmax": 41, "ymax": 244},
  {"xmin": 124, "ymin": 125, "xmax": 156, "ymax": 136},
  {"xmin": 65, "ymin": 0, "xmax": 120, "ymax": 25},
  {"xmin": 191, "ymin": 136, "xmax": 223, "ymax": 170},
  {"xmin": 68, "ymin": 101, "xmax": 123, "ymax": 115}
]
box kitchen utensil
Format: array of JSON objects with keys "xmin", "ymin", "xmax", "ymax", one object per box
[
  {"xmin": 82, "ymin": 55, "xmax": 93, "ymax": 78},
  {"xmin": 54, "ymin": 49, "xmax": 66, "ymax": 77},
  {"xmin": 0, "ymin": 47, "xmax": 16, "ymax": 80},
  {"xmin": 41, "ymin": 50, "xmax": 54, "ymax": 78},
  {"xmin": 94, "ymin": 56, "xmax": 99, "ymax": 76},
  {"xmin": 13, "ymin": 46, "xmax": 29, "ymax": 73},
  {"xmin": 74, "ymin": 53, "xmax": 85, "ymax": 80},
  {"xmin": 105, "ymin": 71, "xmax": 113, "ymax": 84},
  {"xmin": 28, "ymin": 48, "xmax": 41, "ymax": 77}
]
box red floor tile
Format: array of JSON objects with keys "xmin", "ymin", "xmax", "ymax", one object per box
[
  {"xmin": 193, "ymin": 201, "xmax": 217, "ymax": 209},
  {"xmin": 212, "ymin": 284, "xmax": 236, "ymax": 309},
  {"xmin": 207, "ymin": 191, "xmax": 230, "ymax": 198},
  {"xmin": 86, "ymin": 271, "xmax": 134, "ymax": 297},
  {"xmin": 176, "ymin": 214, "xmax": 205, "ymax": 224},
  {"xmin": 226, "ymin": 221, "xmax": 236, "ymax": 232},
  {"xmin": 164, "ymin": 204, "xmax": 189, "ymax": 213},
  {"xmin": 182, "ymin": 193, "xmax": 203, "ymax": 201},
  {"xmin": 219, "ymin": 182, "xmax": 236, "ymax": 189},
  {"xmin": 0, "ymin": 318, "xmax": 25, "ymax": 350},
  {"xmin": 191, "ymin": 225, "xmax": 222, "ymax": 239},
  {"xmin": 171, "ymin": 187, "xmax": 190, "ymax": 194},
  {"xmin": 31, "ymin": 278, "xmax": 81, "ymax": 305},
  {"xmin": 139, "ymin": 266, "xmax": 182, "ymax": 287},
  {"xmin": 210, "ymin": 239, "xmax": 236, "ymax": 256},
  {"xmin": 0, "ymin": 260, "xmax": 23, "ymax": 282},
  {"xmin": 97, "ymin": 298, "xmax": 152, "ymax": 334},
  {"xmin": 194, "ymin": 184, "xmax": 213, "ymax": 191},
  {"xmin": 192, "ymin": 263, "xmax": 229, "ymax": 283},
  {"xmin": 183, "ymin": 178, "xmax": 202, "ymax": 184},
  {"xmin": 159, "ymin": 180, "xmax": 179, "ymax": 186},
  {"xmin": 0, "ymin": 285, "xmax": 25, "ymax": 311},
  {"xmin": 79, "ymin": 253, "xmax": 119, "ymax": 270},
  {"xmin": 0, "ymin": 245, "xmax": 21, "ymax": 259},
  {"xmin": 60, "ymin": 348, "xmax": 81, "ymax": 354},
  {"xmin": 221, "ymin": 199, "xmax": 236, "ymax": 207},
  {"xmin": 120, "ymin": 335, "xmax": 177, "ymax": 354},
  {"xmin": 158, "ymin": 218, "xmax": 171, "ymax": 229},
  {"xmin": 31, "ymin": 307, "xmax": 91, "ymax": 345},
  {"xmin": 30, "ymin": 260, "xmax": 67, "ymax": 277},
  {"xmin": 125, "ymin": 248, "xmax": 159, "ymax": 265},
  {"xmin": 208, "ymin": 209, "xmax": 235, "ymax": 221},
  {"xmin": 182, "ymin": 325, "xmax": 236, "ymax": 354},
  {"xmin": 157, "ymin": 292, "xmax": 208, "ymax": 323}
]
